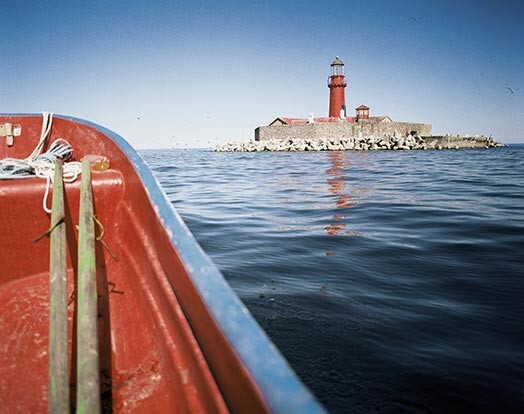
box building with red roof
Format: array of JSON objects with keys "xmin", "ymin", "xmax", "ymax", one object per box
[{"xmin": 255, "ymin": 57, "xmax": 431, "ymax": 141}]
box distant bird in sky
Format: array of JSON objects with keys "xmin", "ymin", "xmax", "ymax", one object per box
[
  {"xmin": 137, "ymin": 116, "xmax": 140, "ymax": 120},
  {"xmin": 410, "ymin": 16, "xmax": 422, "ymax": 21},
  {"xmin": 506, "ymin": 86, "xmax": 519, "ymax": 94}
]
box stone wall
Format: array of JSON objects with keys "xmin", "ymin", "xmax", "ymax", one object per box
[
  {"xmin": 424, "ymin": 136, "xmax": 494, "ymax": 149},
  {"xmin": 255, "ymin": 120, "xmax": 432, "ymax": 142},
  {"xmin": 215, "ymin": 135, "xmax": 503, "ymax": 152}
]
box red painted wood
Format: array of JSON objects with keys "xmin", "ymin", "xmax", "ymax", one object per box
[{"xmin": 0, "ymin": 115, "xmax": 269, "ymax": 413}]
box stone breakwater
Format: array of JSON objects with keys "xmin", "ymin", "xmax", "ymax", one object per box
[{"xmin": 214, "ymin": 134, "xmax": 504, "ymax": 152}]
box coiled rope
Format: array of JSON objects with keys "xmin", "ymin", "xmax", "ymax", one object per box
[{"xmin": 0, "ymin": 112, "xmax": 82, "ymax": 213}]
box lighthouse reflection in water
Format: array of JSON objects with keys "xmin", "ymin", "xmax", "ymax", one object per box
[{"xmin": 325, "ymin": 151, "xmax": 356, "ymax": 236}]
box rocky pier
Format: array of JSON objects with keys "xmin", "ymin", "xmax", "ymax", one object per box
[{"xmin": 214, "ymin": 134, "xmax": 504, "ymax": 152}]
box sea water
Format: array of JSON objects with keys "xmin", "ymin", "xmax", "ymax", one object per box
[{"xmin": 142, "ymin": 145, "xmax": 524, "ymax": 413}]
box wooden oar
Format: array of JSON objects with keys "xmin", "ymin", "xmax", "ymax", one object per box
[
  {"xmin": 76, "ymin": 159, "xmax": 101, "ymax": 414},
  {"xmin": 48, "ymin": 159, "xmax": 69, "ymax": 413}
]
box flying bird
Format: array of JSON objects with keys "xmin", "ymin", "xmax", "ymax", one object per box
[
  {"xmin": 410, "ymin": 16, "xmax": 422, "ymax": 21},
  {"xmin": 506, "ymin": 87, "xmax": 519, "ymax": 94}
]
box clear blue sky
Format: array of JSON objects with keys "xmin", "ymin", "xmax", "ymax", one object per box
[{"xmin": 1, "ymin": 0, "xmax": 523, "ymax": 147}]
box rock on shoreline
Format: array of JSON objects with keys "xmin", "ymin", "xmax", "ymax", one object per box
[{"xmin": 213, "ymin": 134, "xmax": 504, "ymax": 152}]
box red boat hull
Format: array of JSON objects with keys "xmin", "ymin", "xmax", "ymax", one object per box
[{"xmin": 0, "ymin": 114, "xmax": 324, "ymax": 414}]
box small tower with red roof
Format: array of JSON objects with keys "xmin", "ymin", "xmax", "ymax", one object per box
[
  {"xmin": 355, "ymin": 104, "xmax": 370, "ymax": 121},
  {"xmin": 328, "ymin": 56, "xmax": 347, "ymax": 118}
]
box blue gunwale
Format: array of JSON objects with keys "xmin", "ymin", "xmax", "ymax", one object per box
[{"xmin": 7, "ymin": 113, "xmax": 324, "ymax": 414}]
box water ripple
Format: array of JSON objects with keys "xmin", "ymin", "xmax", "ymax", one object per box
[{"xmin": 142, "ymin": 145, "xmax": 524, "ymax": 414}]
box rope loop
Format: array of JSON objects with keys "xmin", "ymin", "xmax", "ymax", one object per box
[{"xmin": 0, "ymin": 112, "xmax": 83, "ymax": 213}]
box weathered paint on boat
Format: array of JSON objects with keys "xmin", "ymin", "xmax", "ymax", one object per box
[{"xmin": 0, "ymin": 114, "xmax": 325, "ymax": 413}]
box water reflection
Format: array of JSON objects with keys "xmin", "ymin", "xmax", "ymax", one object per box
[{"xmin": 325, "ymin": 152, "xmax": 356, "ymax": 236}]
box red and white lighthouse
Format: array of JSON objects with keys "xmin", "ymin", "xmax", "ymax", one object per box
[{"xmin": 328, "ymin": 56, "xmax": 347, "ymax": 118}]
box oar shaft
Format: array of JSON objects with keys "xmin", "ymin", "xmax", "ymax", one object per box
[
  {"xmin": 76, "ymin": 159, "xmax": 101, "ymax": 414},
  {"xmin": 48, "ymin": 159, "xmax": 69, "ymax": 413}
]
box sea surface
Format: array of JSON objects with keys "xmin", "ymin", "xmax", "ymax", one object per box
[{"xmin": 142, "ymin": 145, "xmax": 524, "ymax": 414}]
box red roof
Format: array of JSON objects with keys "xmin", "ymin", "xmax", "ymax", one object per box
[
  {"xmin": 269, "ymin": 115, "xmax": 391, "ymax": 125},
  {"xmin": 356, "ymin": 104, "xmax": 370, "ymax": 110},
  {"xmin": 314, "ymin": 117, "xmax": 357, "ymax": 123},
  {"xmin": 372, "ymin": 116, "xmax": 391, "ymax": 122},
  {"xmin": 270, "ymin": 117, "xmax": 355, "ymax": 125}
]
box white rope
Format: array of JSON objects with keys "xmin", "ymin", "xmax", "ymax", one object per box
[
  {"xmin": 0, "ymin": 112, "xmax": 83, "ymax": 213},
  {"xmin": 38, "ymin": 158, "xmax": 82, "ymax": 213},
  {"xmin": 27, "ymin": 112, "xmax": 53, "ymax": 161},
  {"xmin": 42, "ymin": 175, "xmax": 52, "ymax": 213}
]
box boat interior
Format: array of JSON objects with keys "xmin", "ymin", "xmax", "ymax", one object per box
[{"xmin": 0, "ymin": 115, "xmax": 269, "ymax": 413}]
